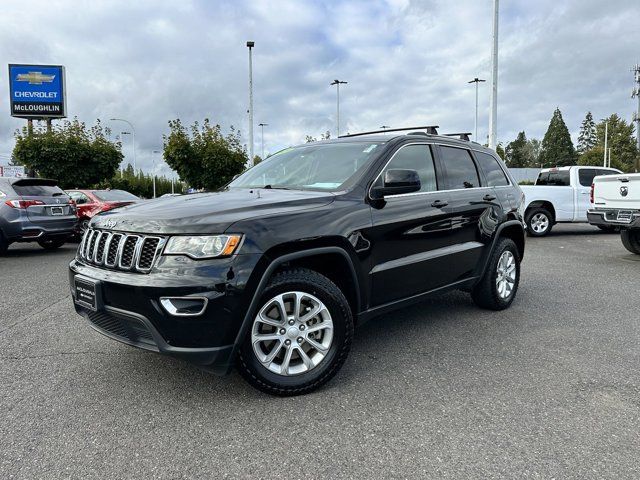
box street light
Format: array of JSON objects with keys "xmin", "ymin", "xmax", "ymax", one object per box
[
  {"xmin": 110, "ymin": 118, "xmax": 136, "ymax": 171},
  {"xmin": 258, "ymin": 123, "xmax": 268, "ymax": 159},
  {"xmin": 330, "ymin": 79, "xmax": 347, "ymax": 137},
  {"xmin": 468, "ymin": 78, "xmax": 486, "ymax": 141},
  {"xmin": 380, "ymin": 125, "xmax": 390, "ymax": 131},
  {"xmin": 152, "ymin": 150, "xmax": 161, "ymax": 199},
  {"xmin": 488, "ymin": 0, "xmax": 499, "ymax": 149},
  {"xmin": 247, "ymin": 41, "xmax": 255, "ymax": 166}
]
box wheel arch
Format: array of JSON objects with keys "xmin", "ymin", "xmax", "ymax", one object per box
[
  {"xmin": 525, "ymin": 201, "xmax": 556, "ymax": 223},
  {"xmin": 474, "ymin": 220, "xmax": 526, "ymax": 283},
  {"xmin": 229, "ymin": 245, "xmax": 363, "ymax": 366}
]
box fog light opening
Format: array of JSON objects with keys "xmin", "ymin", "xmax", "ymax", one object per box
[{"xmin": 160, "ymin": 297, "xmax": 208, "ymax": 316}]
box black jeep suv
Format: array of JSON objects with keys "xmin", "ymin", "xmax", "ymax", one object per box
[{"xmin": 69, "ymin": 129, "xmax": 525, "ymax": 395}]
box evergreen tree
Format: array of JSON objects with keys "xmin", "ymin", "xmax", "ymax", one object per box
[
  {"xmin": 538, "ymin": 108, "xmax": 577, "ymax": 167},
  {"xmin": 505, "ymin": 131, "xmax": 529, "ymax": 167},
  {"xmin": 577, "ymin": 111, "xmax": 597, "ymax": 154},
  {"xmin": 578, "ymin": 114, "xmax": 638, "ymax": 172},
  {"xmin": 523, "ymin": 138, "xmax": 541, "ymax": 167}
]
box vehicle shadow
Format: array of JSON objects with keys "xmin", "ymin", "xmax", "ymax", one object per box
[{"xmin": 4, "ymin": 244, "xmax": 78, "ymax": 258}]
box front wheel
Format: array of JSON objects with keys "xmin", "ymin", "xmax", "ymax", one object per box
[
  {"xmin": 621, "ymin": 229, "xmax": 640, "ymax": 255},
  {"xmin": 526, "ymin": 208, "xmax": 553, "ymax": 237},
  {"xmin": 471, "ymin": 238, "xmax": 521, "ymax": 310},
  {"xmin": 37, "ymin": 238, "xmax": 66, "ymax": 250},
  {"xmin": 237, "ymin": 268, "xmax": 353, "ymax": 396}
]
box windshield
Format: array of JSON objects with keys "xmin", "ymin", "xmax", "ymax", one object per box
[
  {"xmin": 229, "ymin": 142, "xmax": 381, "ymax": 191},
  {"xmin": 93, "ymin": 190, "xmax": 140, "ymax": 201}
]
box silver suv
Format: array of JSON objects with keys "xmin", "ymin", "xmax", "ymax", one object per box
[{"xmin": 0, "ymin": 178, "xmax": 77, "ymax": 254}]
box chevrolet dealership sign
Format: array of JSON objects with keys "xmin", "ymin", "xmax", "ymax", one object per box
[{"xmin": 9, "ymin": 64, "xmax": 67, "ymax": 118}]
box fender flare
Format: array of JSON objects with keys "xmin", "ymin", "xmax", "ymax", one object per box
[
  {"xmin": 474, "ymin": 220, "xmax": 525, "ymax": 284},
  {"xmin": 229, "ymin": 246, "xmax": 361, "ymax": 363}
]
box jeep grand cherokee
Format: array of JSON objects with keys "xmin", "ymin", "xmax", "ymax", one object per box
[{"xmin": 69, "ymin": 128, "xmax": 526, "ymax": 395}]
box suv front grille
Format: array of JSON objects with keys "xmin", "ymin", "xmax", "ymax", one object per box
[{"xmin": 78, "ymin": 228, "xmax": 164, "ymax": 273}]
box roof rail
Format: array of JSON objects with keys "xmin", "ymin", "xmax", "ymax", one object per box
[
  {"xmin": 339, "ymin": 125, "xmax": 439, "ymax": 138},
  {"xmin": 443, "ymin": 132, "xmax": 472, "ymax": 141}
]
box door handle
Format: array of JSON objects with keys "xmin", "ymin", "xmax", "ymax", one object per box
[
  {"xmin": 483, "ymin": 194, "xmax": 497, "ymax": 201},
  {"xmin": 431, "ymin": 200, "xmax": 448, "ymax": 208}
]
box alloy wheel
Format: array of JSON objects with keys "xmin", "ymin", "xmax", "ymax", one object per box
[
  {"xmin": 251, "ymin": 291, "xmax": 334, "ymax": 376},
  {"xmin": 530, "ymin": 213, "xmax": 549, "ymax": 234},
  {"xmin": 495, "ymin": 250, "xmax": 516, "ymax": 299}
]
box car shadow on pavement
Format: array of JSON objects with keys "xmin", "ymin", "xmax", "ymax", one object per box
[{"xmin": 4, "ymin": 244, "xmax": 78, "ymax": 257}]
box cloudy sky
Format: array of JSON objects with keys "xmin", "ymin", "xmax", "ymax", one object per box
[{"xmin": 1, "ymin": 0, "xmax": 639, "ymax": 175}]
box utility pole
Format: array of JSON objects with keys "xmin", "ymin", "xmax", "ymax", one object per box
[
  {"xmin": 632, "ymin": 64, "xmax": 640, "ymax": 171},
  {"xmin": 488, "ymin": 0, "xmax": 499, "ymax": 149},
  {"xmin": 603, "ymin": 121, "xmax": 608, "ymax": 168},
  {"xmin": 247, "ymin": 41, "xmax": 255, "ymax": 166},
  {"xmin": 258, "ymin": 123, "xmax": 268, "ymax": 159},
  {"xmin": 330, "ymin": 79, "xmax": 347, "ymax": 137},
  {"xmin": 468, "ymin": 78, "xmax": 486, "ymax": 141}
]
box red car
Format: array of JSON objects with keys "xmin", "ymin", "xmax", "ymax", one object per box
[{"xmin": 67, "ymin": 189, "xmax": 141, "ymax": 232}]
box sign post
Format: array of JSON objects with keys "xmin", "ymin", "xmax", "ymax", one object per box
[{"xmin": 9, "ymin": 64, "xmax": 67, "ymax": 119}]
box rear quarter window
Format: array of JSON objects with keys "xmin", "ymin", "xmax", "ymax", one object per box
[{"xmin": 475, "ymin": 151, "xmax": 509, "ymax": 187}]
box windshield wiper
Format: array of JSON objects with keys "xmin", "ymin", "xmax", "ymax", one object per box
[
  {"xmin": 262, "ymin": 184, "xmax": 292, "ymax": 190},
  {"xmin": 52, "ymin": 192, "xmax": 65, "ymax": 196}
]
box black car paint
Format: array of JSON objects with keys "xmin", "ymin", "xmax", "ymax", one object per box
[{"xmin": 69, "ymin": 134, "xmax": 525, "ymax": 374}]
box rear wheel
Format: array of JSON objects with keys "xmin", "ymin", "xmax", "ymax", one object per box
[
  {"xmin": 237, "ymin": 268, "xmax": 353, "ymax": 396},
  {"xmin": 621, "ymin": 229, "xmax": 640, "ymax": 255},
  {"xmin": 37, "ymin": 238, "xmax": 66, "ymax": 250},
  {"xmin": 526, "ymin": 208, "xmax": 553, "ymax": 237},
  {"xmin": 471, "ymin": 238, "xmax": 521, "ymax": 310}
]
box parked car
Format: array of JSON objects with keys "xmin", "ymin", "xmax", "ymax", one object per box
[
  {"xmin": 520, "ymin": 166, "xmax": 621, "ymax": 236},
  {"xmin": 0, "ymin": 177, "xmax": 76, "ymax": 254},
  {"xmin": 588, "ymin": 172, "xmax": 640, "ymax": 254},
  {"xmin": 69, "ymin": 128, "xmax": 526, "ymax": 395},
  {"xmin": 66, "ymin": 189, "xmax": 140, "ymax": 232}
]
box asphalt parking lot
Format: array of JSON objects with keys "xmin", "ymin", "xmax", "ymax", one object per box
[{"xmin": 1, "ymin": 224, "xmax": 639, "ymax": 479}]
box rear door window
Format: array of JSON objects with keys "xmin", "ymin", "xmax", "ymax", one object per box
[
  {"xmin": 440, "ymin": 146, "xmax": 480, "ymax": 189},
  {"xmin": 475, "ymin": 151, "xmax": 509, "ymax": 187},
  {"xmin": 578, "ymin": 168, "xmax": 601, "ymax": 187},
  {"xmin": 380, "ymin": 144, "xmax": 438, "ymax": 192}
]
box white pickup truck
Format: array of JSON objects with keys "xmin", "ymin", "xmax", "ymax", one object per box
[
  {"xmin": 520, "ymin": 166, "xmax": 621, "ymax": 236},
  {"xmin": 588, "ymin": 172, "xmax": 640, "ymax": 254}
]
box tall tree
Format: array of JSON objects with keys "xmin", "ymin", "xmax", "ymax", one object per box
[
  {"xmin": 578, "ymin": 114, "xmax": 638, "ymax": 172},
  {"xmin": 12, "ymin": 118, "xmax": 122, "ymax": 188},
  {"xmin": 505, "ymin": 131, "xmax": 529, "ymax": 168},
  {"xmin": 577, "ymin": 111, "xmax": 597, "ymax": 154},
  {"xmin": 523, "ymin": 138, "xmax": 541, "ymax": 167},
  {"xmin": 539, "ymin": 108, "xmax": 577, "ymax": 167},
  {"xmin": 163, "ymin": 119, "xmax": 247, "ymax": 190}
]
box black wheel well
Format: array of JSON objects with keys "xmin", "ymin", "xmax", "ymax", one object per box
[
  {"xmin": 275, "ymin": 252, "xmax": 360, "ymax": 317},
  {"xmin": 499, "ymin": 224, "xmax": 525, "ymax": 260},
  {"xmin": 526, "ymin": 201, "xmax": 556, "ymax": 223}
]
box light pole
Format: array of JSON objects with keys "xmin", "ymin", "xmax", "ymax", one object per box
[
  {"xmin": 110, "ymin": 118, "xmax": 136, "ymax": 171},
  {"xmin": 152, "ymin": 150, "xmax": 161, "ymax": 198},
  {"xmin": 488, "ymin": 0, "xmax": 499, "ymax": 149},
  {"xmin": 330, "ymin": 79, "xmax": 347, "ymax": 137},
  {"xmin": 380, "ymin": 125, "xmax": 390, "ymax": 131},
  {"xmin": 247, "ymin": 41, "xmax": 255, "ymax": 166},
  {"xmin": 468, "ymin": 78, "xmax": 486, "ymax": 141},
  {"xmin": 258, "ymin": 123, "xmax": 268, "ymax": 160}
]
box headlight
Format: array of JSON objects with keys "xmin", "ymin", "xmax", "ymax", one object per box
[{"xmin": 163, "ymin": 235, "xmax": 242, "ymax": 259}]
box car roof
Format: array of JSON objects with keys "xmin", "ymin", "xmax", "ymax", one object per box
[{"xmin": 316, "ymin": 133, "xmax": 493, "ymax": 152}]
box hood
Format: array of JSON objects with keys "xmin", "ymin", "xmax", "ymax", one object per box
[{"xmin": 90, "ymin": 188, "xmax": 335, "ymax": 234}]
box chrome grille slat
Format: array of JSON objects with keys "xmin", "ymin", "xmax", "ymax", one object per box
[{"xmin": 79, "ymin": 228, "xmax": 163, "ymax": 274}]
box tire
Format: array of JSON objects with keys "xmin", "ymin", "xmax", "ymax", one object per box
[
  {"xmin": 237, "ymin": 268, "xmax": 354, "ymax": 396},
  {"xmin": 621, "ymin": 229, "xmax": 640, "ymax": 255},
  {"xmin": 471, "ymin": 238, "xmax": 521, "ymax": 310},
  {"xmin": 526, "ymin": 208, "xmax": 553, "ymax": 237},
  {"xmin": 37, "ymin": 238, "xmax": 66, "ymax": 250},
  {"xmin": 0, "ymin": 232, "xmax": 8, "ymax": 256}
]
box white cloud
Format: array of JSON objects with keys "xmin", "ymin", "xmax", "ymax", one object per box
[{"xmin": 0, "ymin": 0, "xmax": 638, "ymax": 174}]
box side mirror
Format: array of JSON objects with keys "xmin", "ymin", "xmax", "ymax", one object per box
[{"xmin": 371, "ymin": 169, "xmax": 421, "ymax": 199}]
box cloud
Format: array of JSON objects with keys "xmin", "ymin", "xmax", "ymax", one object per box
[{"xmin": 0, "ymin": 0, "xmax": 638, "ymax": 174}]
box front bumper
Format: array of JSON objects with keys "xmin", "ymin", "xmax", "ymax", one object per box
[
  {"xmin": 587, "ymin": 209, "xmax": 640, "ymax": 228},
  {"xmin": 69, "ymin": 252, "xmax": 263, "ymax": 374}
]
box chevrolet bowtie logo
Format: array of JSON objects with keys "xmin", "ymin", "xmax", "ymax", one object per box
[{"xmin": 16, "ymin": 71, "xmax": 55, "ymax": 85}]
